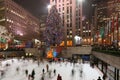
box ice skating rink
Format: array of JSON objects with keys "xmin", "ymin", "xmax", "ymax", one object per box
[{"xmin": 0, "ymin": 58, "xmax": 103, "ymax": 80}]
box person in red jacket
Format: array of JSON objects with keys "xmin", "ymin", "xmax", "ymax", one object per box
[{"xmin": 57, "ymin": 74, "xmax": 62, "ymax": 80}]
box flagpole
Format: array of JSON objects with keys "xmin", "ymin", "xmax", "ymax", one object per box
[
  {"xmin": 112, "ymin": 16, "xmax": 115, "ymax": 44},
  {"xmin": 117, "ymin": 13, "xmax": 119, "ymax": 49}
]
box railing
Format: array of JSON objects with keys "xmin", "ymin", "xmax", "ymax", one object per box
[
  {"xmin": 92, "ymin": 45, "xmax": 120, "ymax": 56},
  {"xmin": 0, "ymin": 48, "xmax": 24, "ymax": 52}
]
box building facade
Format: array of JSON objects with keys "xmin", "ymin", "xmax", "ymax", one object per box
[
  {"xmin": 92, "ymin": 0, "xmax": 120, "ymax": 80},
  {"xmin": 0, "ymin": 0, "xmax": 40, "ymax": 41},
  {"xmin": 94, "ymin": 0, "xmax": 120, "ymax": 47},
  {"xmin": 49, "ymin": 0, "xmax": 92, "ymax": 46}
]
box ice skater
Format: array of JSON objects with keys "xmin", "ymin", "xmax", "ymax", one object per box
[
  {"xmin": 16, "ymin": 67, "xmax": 19, "ymax": 71},
  {"xmin": 97, "ymin": 76, "xmax": 102, "ymax": 80},
  {"xmin": 57, "ymin": 74, "xmax": 62, "ymax": 80},
  {"xmin": 41, "ymin": 75, "xmax": 44, "ymax": 80},
  {"xmin": 102, "ymin": 73, "xmax": 107, "ymax": 80},
  {"xmin": 28, "ymin": 74, "xmax": 32, "ymax": 80},
  {"xmin": 46, "ymin": 64, "xmax": 49, "ymax": 72},
  {"xmin": 71, "ymin": 69, "xmax": 74, "ymax": 76},
  {"xmin": 42, "ymin": 68, "xmax": 45, "ymax": 74},
  {"xmin": 48, "ymin": 70, "xmax": 52, "ymax": 78},
  {"xmin": 1, "ymin": 70, "xmax": 4, "ymax": 77},
  {"xmin": 53, "ymin": 69, "xmax": 56, "ymax": 76},
  {"xmin": 37, "ymin": 60, "xmax": 40, "ymax": 66},
  {"xmin": 79, "ymin": 69, "xmax": 83, "ymax": 77},
  {"xmin": 25, "ymin": 69, "xmax": 28, "ymax": 76},
  {"xmin": 31, "ymin": 69, "xmax": 35, "ymax": 80}
]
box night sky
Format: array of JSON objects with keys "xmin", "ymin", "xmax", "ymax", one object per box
[
  {"xmin": 14, "ymin": 0, "xmax": 93, "ymax": 20},
  {"xmin": 14, "ymin": 0, "xmax": 49, "ymax": 18}
]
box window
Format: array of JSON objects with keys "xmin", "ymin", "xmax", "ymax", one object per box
[
  {"xmin": 67, "ymin": 15, "xmax": 69, "ymax": 19},
  {"xmin": 67, "ymin": 7, "xmax": 69, "ymax": 13},
  {"xmin": 70, "ymin": 23, "xmax": 72, "ymax": 27},
  {"xmin": 67, "ymin": 3, "xmax": 69, "ymax": 5},
  {"xmin": 67, "ymin": 20, "xmax": 69, "ymax": 23},
  {"xmin": 63, "ymin": 7, "xmax": 64, "ymax": 10},
  {"xmin": 62, "ymin": 15, "xmax": 64, "ymax": 19},
  {"xmin": 70, "ymin": 6, "xmax": 72, "ymax": 13},
  {"xmin": 67, "ymin": 29, "xmax": 69, "ymax": 34},
  {"xmin": 70, "ymin": 0, "xmax": 72, "ymax": 4},
  {"xmin": 59, "ymin": 8, "xmax": 61, "ymax": 12},
  {"xmin": 67, "ymin": 24, "xmax": 69, "ymax": 27}
]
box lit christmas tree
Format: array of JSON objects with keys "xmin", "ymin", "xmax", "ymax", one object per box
[
  {"xmin": 44, "ymin": 5, "xmax": 64, "ymax": 47},
  {"xmin": 44, "ymin": 5, "xmax": 64, "ymax": 58}
]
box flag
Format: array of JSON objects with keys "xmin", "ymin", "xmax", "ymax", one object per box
[
  {"xmin": 116, "ymin": 14, "xmax": 119, "ymax": 31},
  {"xmin": 111, "ymin": 17, "xmax": 114, "ymax": 32},
  {"xmin": 100, "ymin": 27, "xmax": 105, "ymax": 38},
  {"xmin": 108, "ymin": 19, "xmax": 111, "ymax": 33},
  {"xmin": 105, "ymin": 21, "xmax": 109, "ymax": 36}
]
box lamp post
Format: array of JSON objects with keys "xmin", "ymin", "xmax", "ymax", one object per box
[{"xmin": 47, "ymin": 4, "xmax": 51, "ymax": 13}]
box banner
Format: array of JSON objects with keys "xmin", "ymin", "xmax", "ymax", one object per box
[{"xmin": 100, "ymin": 27, "xmax": 105, "ymax": 38}]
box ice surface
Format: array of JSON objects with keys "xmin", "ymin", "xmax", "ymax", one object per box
[{"xmin": 0, "ymin": 58, "xmax": 103, "ymax": 80}]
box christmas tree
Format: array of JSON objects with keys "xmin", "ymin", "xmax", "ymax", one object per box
[{"xmin": 44, "ymin": 5, "xmax": 64, "ymax": 47}]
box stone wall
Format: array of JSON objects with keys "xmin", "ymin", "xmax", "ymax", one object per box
[
  {"xmin": 92, "ymin": 51, "xmax": 120, "ymax": 70},
  {"xmin": 62, "ymin": 46, "xmax": 92, "ymax": 58}
]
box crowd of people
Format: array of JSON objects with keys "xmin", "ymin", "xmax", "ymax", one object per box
[
  {"xmin": 13, "ymin": 60, "xmax": 62, "ymax": 80},
  {"xmin": 0, "ymin": 58, "xmax": 105, "ymax": 80}
]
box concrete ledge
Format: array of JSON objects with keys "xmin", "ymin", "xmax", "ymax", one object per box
[
  {"xmin": 62, "ymin": 46, "xmax": 92, "ymax": 58},
  {"xmin": 92, "ymin": 51, "xmax": 120, "ymax": 70}
]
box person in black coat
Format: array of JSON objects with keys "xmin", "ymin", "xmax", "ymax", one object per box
[
  {"xmin": 103, "ymin": 74, "xmax": 107, "ymax": 80},
  {"xmin": 31, "ymin": 69, "xmax": 35, "ymax": 79},
  {"xmin": 25, "ymin": 69, "xmax": 28, "ymax": 76},
  {"xmin": 53, "ymin": 69, "xmax": 56, "ymax": 75},
  {"xmin": 42, "ymin": 68, "xmax": 45, "ymax": 74},
  {"xmin": 57, "ymin": 74, "xmax": 62, "ymax": 80},
  {"xmin": 97, "ymin": 76, "xmax": 102, "ymax": 80}
]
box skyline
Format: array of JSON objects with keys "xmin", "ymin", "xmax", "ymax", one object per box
[{"xmin": 14, "ymin": 0, "xmax": 93, "ymax": 20}]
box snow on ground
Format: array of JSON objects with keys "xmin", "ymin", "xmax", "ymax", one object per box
[{"xmin": 0, "ymin": 58, "xmax": 103, "ymax": 80}]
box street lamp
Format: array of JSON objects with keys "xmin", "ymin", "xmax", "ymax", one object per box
[
  {"xmin": 47, "ymin": 4, "xmax": 51, "ymax": 13},
  {"xmin": 47, "ymin": 1, "xmax": 56, "ymax": 13},
  {"xmin": 47, "ymin": 5, "xmax": 51, "ymax": 9}
]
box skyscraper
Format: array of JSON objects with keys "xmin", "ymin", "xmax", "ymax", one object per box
[
  {"xmin": 0, "ymin": 0, "xmax": 40, "ymax": 41},
  {"xmin": 49, "ymin": 0, "xmax": 83, "ymax": 46},
  {"xmin": 93, "ymin": 0, "xmax": 120, "ymax": 46}
]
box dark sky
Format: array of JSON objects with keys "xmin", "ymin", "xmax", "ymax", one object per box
[
  {"xmin": 14, "ymin": 0, "xmax": 93, "ymax": 20},
  {"xmin": 83, "ymin": 0, "xmax": 93, "ymax": 20},
  {"xmin": 14, "ymin": 0, "xmax": 49, "ymax": 18}
]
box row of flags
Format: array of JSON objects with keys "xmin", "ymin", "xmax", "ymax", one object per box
[{"xmin": 94, "ymin": 14, "xmax": 119, "ymax": 39}]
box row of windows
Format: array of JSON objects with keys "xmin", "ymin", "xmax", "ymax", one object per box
[
  {"xmin": 6, "ymin": 1, "xmax": 39, "ymax": 25},
  {"xmin": 52, "ymin": 0, "xmax": 72, "ymax": 3},
  {"xmin": 6, "ymin": 1, "xmax": 24, "ymax": 17},
  {"xmin": 6, "ymin": 8, "xmax": 25, "ymax": 19},
  {"xmin": 6, "ymin": 16, "xmax": 39, "ymax": 32},
  {"xmin": 58, "ymin": 6, "xmax": 72, "ymax": 13},
  {"xmin": 67, "ymin": 35, "xmax": 72, "ymax": 38},
  {"xmin": 0, "ymin": 18, "xmax": 5, "ymax": 22},
  {"xmin": 6, "ymin": 8, "xmax": 39, "ymax": 27},
  {"xmin": 82, "ymin": 32, "xmax": 91, "ymax": 37},
  {"xmin": 6, "ymin": 11, "xmax": 27, "ymax": 27}
]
